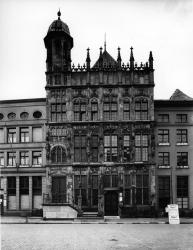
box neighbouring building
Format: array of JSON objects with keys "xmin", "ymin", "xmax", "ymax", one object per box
[{"xmin": 0, "ymin": 12, "xmax": 192, "ymax": 217}]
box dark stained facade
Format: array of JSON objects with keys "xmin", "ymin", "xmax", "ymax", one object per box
[{"xmin": 44, "ymin": 11, "xmax": 156, "ymax": 217}]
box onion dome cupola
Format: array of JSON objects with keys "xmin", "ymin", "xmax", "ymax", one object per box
[{"xmin": 44, "ymin": 10, "xmax": 73, "ymax": 75}]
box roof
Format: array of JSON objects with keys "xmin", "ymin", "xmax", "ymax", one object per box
[
  {"xmin": 0, "ymin": 98, "xmax": 46, "ymax": 104},
  {"xmin": 170, "ymin": 89, "xmax": 193, "ymax": 101},
  {"xmin": 93, "ymin": 50, "xmax": 117, "ymax": 68},
  {"xmin": 48, "ymin": 19, "xmax": 70, "ymax": 35}
]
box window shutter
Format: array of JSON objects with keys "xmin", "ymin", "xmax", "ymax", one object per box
[
  {"xmin": 0, "ymin": 128, "xmax": 4, "ymax": 143},
  {"xmin": 32, "ymin": 127, "xmax": 42, "ymax": 142}
]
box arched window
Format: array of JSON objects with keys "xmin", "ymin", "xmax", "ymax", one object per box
[
  {"xmin": 51, "ymin": 146, "xmax": 66, "ymax": 163},
  {"xmin": 135, "ymin": 99, "xmax": 148, "ymax": 120}
]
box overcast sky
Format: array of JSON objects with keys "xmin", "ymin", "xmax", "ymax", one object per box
[{"xmin": 0, "ymin": 0, "xmax": 193, "ymax": 100}]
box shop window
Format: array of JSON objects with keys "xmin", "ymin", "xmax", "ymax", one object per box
[
  {"xmin": 20, "ymin": 177, "xmax": 29, "ymax": 195},
  {"xmin": 7, "ymin": 177, "xmax": 16, "ymax": 195},
  {"xmin": 177, "ymin": 176, "xmax": 188, "ymax": 209},
  {"xmin": 32, "ymin": 177, "xmax": 42, "ymax": 195},
  {"xmin": 158, "ymin": 176, "xmax": 170, "ymax": 209}
]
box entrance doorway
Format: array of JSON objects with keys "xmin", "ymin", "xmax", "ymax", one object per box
[
  {"xmin": 52, "ymin": 177, "xmax": 66, "ymax": 203},
  {"xmin": 104, "ymin": 191, "xmax": 118, "ymax": 216}
]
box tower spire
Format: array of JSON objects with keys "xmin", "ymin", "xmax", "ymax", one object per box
[
  {"xmin": 86, "ymin": 48, "xmax": 91, "ymax": 69},
  {"xmin": 104, "ymin": 33, "xmax": 106, "ymax": 51},
  {"xmin": 57, "ymin": 9, "xmax": 61, "ymax": 20},
  {"xmin": 149, "ymin": 51, "xmax": 154, "ymax": 70},
  {"xmin": 117, "ymin": 47, "xmax": 122, "ymax": 68},
  {"xmin": 130, "ymin": 46, "xmax": 134, "ymax": 70}
]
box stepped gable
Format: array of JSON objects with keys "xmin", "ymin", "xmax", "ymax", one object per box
[{"xmin": 170, "ymin": 89, "xmax": 193, "ymax": 101}]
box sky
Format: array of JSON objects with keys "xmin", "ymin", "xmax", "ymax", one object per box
[{"xmin": 0, "ymin": 0, "xmax": 193, "ymax": 100}]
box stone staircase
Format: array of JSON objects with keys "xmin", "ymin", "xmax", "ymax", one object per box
[{"xmin": 77, "ymin": 211, "xmax": 103, "ymax": 221}]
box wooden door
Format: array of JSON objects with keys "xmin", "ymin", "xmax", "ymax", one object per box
[
  {"xmin": 105, "ymin": 191, "xmax": 118, "ymax": 216},
  {"xmin": 52, "ymin": 177, "xmax": 66, "ymax": 203}
]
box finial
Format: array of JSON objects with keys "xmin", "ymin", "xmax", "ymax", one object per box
[
  {"xmin": 117, "ymin": 47, "xmax": 122, "ymax": 67},
  {"xmin": 104, "ymin": 33, "xmax": 106, "ymax": 51},
  {"xmin": 130, "ymin": 46, "xmax": 134, "ymax": 70},
  {"xmin": 149, "ymin": 51, "xmax": 154, "ymax": 69},
  {"xmin": 86, "ymin": 47, "xmax": 91, "ymax": 69},
  {"xmin": 57, "ymin": 9, "xmax": 61, "ymax": 20}
]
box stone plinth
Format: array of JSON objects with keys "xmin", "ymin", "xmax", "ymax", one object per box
[{"xmin": 43, "ymin": 203, "xmax": 78, "ymax": 219}]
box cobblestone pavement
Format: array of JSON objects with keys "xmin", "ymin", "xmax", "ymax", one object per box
[{"xmin": 1, "ymin": 224, "xmax": 193, "ymax": 250}]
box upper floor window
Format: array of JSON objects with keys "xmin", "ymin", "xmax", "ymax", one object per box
[
  {"xmin": 32, "ymin": 127, "xmax": 42, "ymax": 142},
  {"xmin": 158, "ymin": 129, "xmax": 169, "ymax": 144},
  {"xmin": 0, "ymin": 128, "xmax": 4, "ymax": 143},
  {"xmin": 158, "ymin": 114, "xmax": 169, "ymax": 123},
  {"xmin": 54, "ymin": 75, "xmax": 61, "ymax": 85},
  {"xmin": 20, "ymin": 127, "xmax": 29, "ymax": 143},
  {"xmin": 51, "ymin": 103, "xmax": 66, "ymax": 122},
  {"xmin": 176, "ymin": 114, "xmax": 187, "ymax": 123},
  {"xmin": 51, "ymin": 146, "xmax": 66, "ymax": 163},
  {"xmin": 32, "ymin": 151, "xmax": 42, "ymax": 166},
  {"xmin": 90, "ymin": 135, "xmax": 98, "ymax": 162},
  {"xmin": 91, "ymin": 101, "xmax": 98, "ymax": 121},
  {"xmin": 135, "ymin": 134, "xmax": 148, "ymax": 162},
  {"xmin": 158, "ymin": 152, "xmax": 170, "ymax": 167},
  {"xmin": 123, "ymin": 100, "xmax": 130, "ymax": 120},
  {"xmin": 103, "ymin": 96, "xmax": 117, "ymax": 121},
  {"xmin": 123, "ymin": 135, "xmax": 130, "ymax": 162},
  {"xmin": 135, "ymin": 99, "xmax": 148, "ymax": 120},
  {"xmin": 177, "ymin": 129, "xmax": 188, "ymax": 144},
  {"xmin": 74, "ymin": 100, "xmax": 87, "ymax": 121},
  {"xmin": 0, "ymin": 152, "xmax": 4, "ymax": 167},
  {"xmin": 7, "ymin": 152, "xmax": 16, "ymax": 166},
  {"xmin": 20, "ymin": 151, "xmax": 29, "ymax": 166},
  {"xmin": 177, "ymin": 152, "xmax": 188, "ymax": 167},
  {"xmin": 7, "ymin": 128, "xmax": 16, "ymax": 143},
  {"xmin": 104, "ymin": 135, "xmax": 118, "ymax": 162},
  {"xmin": 74, "ymin": 135, "xmax": 87, "ymax": 162}
]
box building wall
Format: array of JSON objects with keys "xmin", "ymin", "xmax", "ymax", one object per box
[
  {"xmin": 0, "ymin": 99, "xmax": 47, "ymax": 214},
  {"xmin": 155, "ymin": 101, "xmax": 193, "ymax": 210}
]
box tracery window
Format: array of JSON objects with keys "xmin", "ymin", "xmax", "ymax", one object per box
[
  {"xmin": 104, "ymin": 135, "xmax": 118, "ymax": 162},
  {"xmin": 74, "ymin": 99, "xmax": 87, "ymax": 121},
  {"xmin": 74, "ymin": 135, "xmax": 87, "ymax": 162},
  {"xmin": 135, "ymin": 134, "xmax": 148, "ymax": 162},
  {"xmin": 123, "ymin": 100, "xmax": 130, "ymax": 120},
  {"xmin": 91, "ymin": 100, "xmax": 98, "ymax": 121},
  {"xmin": 123, "ymin": 135, "xmax": 130, "ymax": 162},
  {"xmin": 90, "ymin": 135, "xmax": 98, "ymax": 162},
  {"xmin": 103, "ymin": 96, "xmax": 117, "ymax": 121},
  {"xmin": 51, "ymin": 146, "xmax": 66, "ymax": 163},
  {"xmin": 135, "ymin": 99, "xmax": 148, "ymax": 120},
  {"xmin": 51, "ymin": 103, "xmax": 66, "ymax": 122}
]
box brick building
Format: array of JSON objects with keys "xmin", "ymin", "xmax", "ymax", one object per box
[{"xmin": 0, "ymin": 12, "xmax": 192, "ymax": 217}]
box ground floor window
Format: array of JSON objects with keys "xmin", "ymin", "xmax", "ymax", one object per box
[
  {"xmin": 20, "ymin": 176, "xmax": 29, "ymax": 210},
  {"xmin": 104, "ymin": 174, "xmax": 118, "ymax": 188},
  {"xmin": 177, "ymin": 176, "xmax": 188, "ymax": 209},
  {"xmin": 158, "ymin": 176, "xmax": 170, "ymax": 209},
  {"xmin": 136, "ymin": 174, "xmax": 149, "ymax": 205}
]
